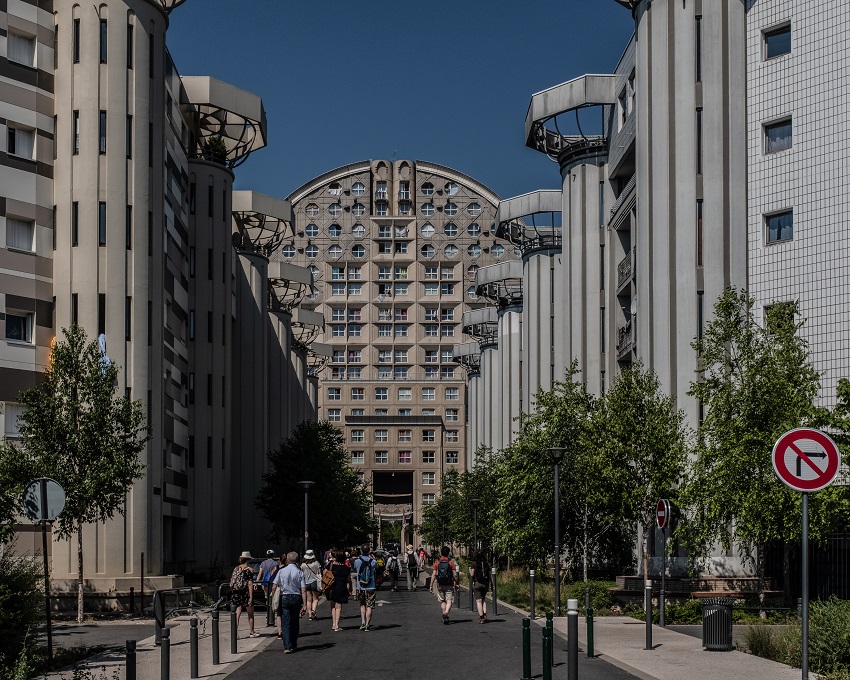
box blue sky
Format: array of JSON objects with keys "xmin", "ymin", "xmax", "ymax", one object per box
[{"xmin": 167, "ymin": 1, "xmax": 634, "ymax": 201}]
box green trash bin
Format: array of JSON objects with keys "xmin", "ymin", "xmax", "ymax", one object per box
[{"xmin": 702, "ymin": 597, "xmax": 734, "ymax": 651}]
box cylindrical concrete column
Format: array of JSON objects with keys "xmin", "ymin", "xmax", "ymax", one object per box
[
  {"xmin": 498, "ymin": 307, "xmax": 522, "ymax": 447},
  {"xmin": 268, "ymin": 309, "xmax": 294, "ymax": 451}
]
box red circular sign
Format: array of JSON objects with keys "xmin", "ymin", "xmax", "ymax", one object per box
[
  {"xmin": 656, "ymin": 499, "xmax": 670, "ymax": 529},
  {"xmin": 772, "ymin": 428, "xmax": 841, "ymax": 492}
]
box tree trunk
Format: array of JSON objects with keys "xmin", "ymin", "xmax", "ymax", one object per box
[
  {"xmin": 77, "ymin": 520, "xmax": 84, "ymax": 624},
  {"xmin": 782, "ymin": 539, "xmax": 792, "ymax": 607},
  {"xmin": 756, "ymin": 541, "xmax": 767, "ymax": 620},
  {"xmin": 642, "ymin": 524, "xmax": 650, "ymax": 580}
]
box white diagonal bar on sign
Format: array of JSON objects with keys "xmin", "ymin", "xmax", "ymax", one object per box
[{"xmin": 788, "ymin": 441, "xmax": 825, "ymax": 477}]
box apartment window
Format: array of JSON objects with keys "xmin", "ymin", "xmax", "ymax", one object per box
[
  {"xmin": 378, "ymin": 226, "xmax": 391, "ymax": 238},
  {"xmin": 378, "ymin": 266, "xmax": 391, "ymax": 281},
  {"xmin": 378, "ymin": 325, "xmax": 392, "ymax": 337},
  {"xmin": 424, "ymin": 266, "xmax": 438, "ymax": 280},
  {"xmin": 7, "ymin": 32, "xmax": 35, "ymax": 66},
  {"xmin": 441, "ymin": 350, "xmax": 454, "ymax": 363},
  {"xmin": 441, "ymin": 366, "xmax": 454, "ymax": 379},
  {"xmin": 446, "ymin": 430, "xmax": 459, "ymax": 444},
  {"xmin": 399, "ymin": 387, "xmax": 412, "ymax": 401},
  {"xmin": 97, "ymin": 111, "xmax": 108, "ymax": 154},
  {"xmin": 352, "ymin": 409, "xmax": 365, "ymax": 416},
  {"xmin": 446, "ymin": 451, "xmax": 459, "ymax": 465},
  {"xmin": 127, "ymin": 24, "xmax": 134, "ymax": 68},
  {"xmin": 7, "ymin": 125, "xmax": 34, "ymax": 159},
  {"xmin": 764, "ymin": 24, "xmax": 791, "ymax": 60},
  {"xmin": 446, "ymin": 387, "xmax": 459, "ymax": 401},
  {"xmin": 394, "ymin": 366, "xmax": 408, "ymax": 380},
  {"xmin": 351, "ymin": 429, "xmax": 365, "ymax": 443},
  {"xmin": 98, "ymin": 202, "xmax": 107, "ymax": 246},
  {"xmin": 6, "ymin": 218, "xmax": 35, "ymax": 252},
  {"xmin": 766, "ymin": 209, "xmax": 793, "ymax": 243},
  {"xmin": 764, "ymin": 118, "xmax": 792, "ymax": 154},
  {"xmin": 398, "ymin": 451, "xmax": 412, "ymax": 464},
  {"xmin": 423, "ymin": 493, "xmax": 436, "ymax": 506},
  {"xmin": 394, "ymin": 349, "xmax": 408, "ymax": 362},
  {"xmin": 399, "ymin": 181, "xmax": 410, "ymax": 199},
  {"xmin": 348, "ymin": 325, "xmax": 361, "ymax": 337},
  {"xmin": 348, "ymin": 267, "xmax": 362, "ymax": 280},
  {"xmin": 327, "ymin": 388, "xmax": 341, "ymax": 401},
  {"xmin": 394, "ymin": 325, "xmax": 408, "ymax": 337},
  {"xmin": 188, "ymin": 373, "xmax": 195, "ymax": 405},
  {"xmin": 71, "ymin": 294, "xmax": 78, "ymax": 325},
  {"xmin": 125, "ymin": 296, "xmax": 132, "ymax": 340},
  {"xmin": 697, "ymin": 291, "xmax": 704, "ymax": 343},
  {"xmin": 423, "ymin": 429, "xmax": 436, "ymax": 443},
  {"xmin": 441, "ymin": 325, "xmax": 454, "ymax": 337},
  {"xmin": 422, "ymin": 472, "xmax": 435, "ymax": 485},
  {"xmin": 348, "ymin": 349, "xmax": 361, "ymax": 363},
  {"xmin": 332, "ymin": 267, "xmax": 346, "ymax": 281},
  {"xmin": 73, "ymin": 18, "xmax": 81, "ymax": 63},
  {"xmin": 601, "ymin": 308, "xmax": 606, "ymax": 354},
  {"xmin": 351, "ymin": 451, "xmax": 364, "ymax": 464},
  {"xmin": 441, "ymin": 283, "xmax": 455, "ymax": 295},
  {"xmin": 424, "ymin": 283, "xmax": 439, "ymax": 297},
  {"xmin": 697, "ymin": 200, "xmax": 704, "ymax": 266},
  {"xmin": 351, "ymin": 203, "xmax": 366, "ymax": 216},
  {"xmin": 349, "ymin": 366, "xmax": 362, "ymax": 379},
  {"xmin": 695, "ymin": 16, "xmax": 702, "ymax": 82},
  {"xmin": 97, "ymin": 293, "xmax": 106, "ymax": 335},
  {"xmin": 5, "ymin": 310, "xmax": 33, "ymax": 343},
  {"xmin": 72, "ymin": 202, "xmax": 79, "ymax": 246},
  {"xmin": 422, "ymin": 387, "xmax": 435, "ymax": 401},
  {"xmin": 347, "ymin": 308, "xmax": 362, "ymax": 323},
  {"xmin": 696, "ymin": 108, "xmax": 703, "ymax": 174},
  {"xmin": 331, "ymin": 366, "xmax": 346, "ymax": 379},
  {"xmin": 188, "ymin": 310, "xmax": 195, "ymax": 340},
  {"xmin": 351, "ymin": 387, "xmax": 365, "ymax": 400},
  {"xmin": 72, "ymin": 111, "xmax": 80, "ymax": 155},
  {"xmin": 378, "ymin": 350, "xmax": 391, "ymax": 363},
  {"xmin": 425, "ymin": 366, "xmax": 438, "ymax": 379},
  {"xmin": 378, "ymin": 242, "xmax": 392, "ymax": 254},
  {"xmin": 330, "ymin": 325, "xmax": 344, "ymax": 337},
  {"xmin": 398, "ymin": 429, "xmax": 412, "ymax": 443},
  {"xmin": 375, "ymin": 429, "xmax": 389, "ymax": 442},
  {"xmin": 375, "ymin": 202, "xmax": 388, "ymax": 216},
  {"xmin": 327, "ymin": 409, "xmax": 341, "ymax": 422},
  {"xmin": 348, "ymin": 283, "xmax": 362, "ymax": 296},
  {"xmin": 99, "ymin": 19, "xmax": 108, "ymax": 63},
  {"xmin": 445, "ymin": 408, "xmax": 459, "ymax": 422},
  {"xmin": 395, "ymin": 266, "xmax": 408, "ymax": 280},
  {"xmin": 441, "ymin": 267, "xmax": 454, "ymax": 280},
  {"xmin": 125, "ymin": 115, "xmax": 133, "ymax": 158},
  {"xmin": 375, "ymin": 451, "xmax": 388, "ymax": 464}
]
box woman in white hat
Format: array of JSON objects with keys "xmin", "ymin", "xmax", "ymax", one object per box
[
  {"xmin": 300, "ymin": 549, "xmax": 322, "ymax": 620},
  {"xmin": 229, "ymin": 551, "xmax": 258, "ymax": 637}
]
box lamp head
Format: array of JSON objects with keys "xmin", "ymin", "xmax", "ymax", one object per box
[
  {"xmin": 298, "ymin": 480, "xmax": 315, "ymax": 490},
  {"xmin": 471, "ymin": 498, "xmax": 481, "ymax": 508},
  {"xmin": 546, "ymin": 447, "xmax": 566, "ymax": 465}
]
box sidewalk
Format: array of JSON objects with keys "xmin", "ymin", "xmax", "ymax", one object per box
[
  {"xmin": 45, "ymin": 611, "xmax": 275, "ymax": 680},
  {"xmin": 544, "ymin": 615, "xmax": 805, "ymax": 680}
]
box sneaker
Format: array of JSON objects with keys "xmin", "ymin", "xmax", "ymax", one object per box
[
  {"xmin": 284, "ymin": 649, "xmax": 293, "ymax": 654},
  {"xmin": 364, "ymin": 624, "xmax": 372, "ymax": 631},
  {"xmin": 442, "ymin": 614, "xmax": 449, "ymax": 625},
  {"xmin": 359, "ymin": 622, "xmax": 367, "ymax": 630},
  {"xmin": 249, "ymin": 632, "xmax": 260, "ymax": 638}
]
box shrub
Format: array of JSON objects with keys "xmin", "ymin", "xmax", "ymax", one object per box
[
  {"xmin": 742, "ymin": 624, "xmax": 779, "ymax": 660},
  {"xmin": 0, "ymin": 546, "xmax": 43, "ymax": 674},
  {"xmin": 564, "ymin": 580, "xmax": 616, "ymax": 612}
]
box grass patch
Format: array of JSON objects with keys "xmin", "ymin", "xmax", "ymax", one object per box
[{"xmin": 493, "ymin": 569, "xmax": 615, "ymax": 615}]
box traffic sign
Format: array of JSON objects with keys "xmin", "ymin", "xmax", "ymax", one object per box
[
  {"xmin": 22, "ymin": 478, "xmax": 65, "ymax": 522},
  {"xmin": 772, "ymin": 428, "xmax": 841, "ymax": 492},
  {"xmin": 656, "ymin": 499, "xmax": 670, "ymax": 529}
]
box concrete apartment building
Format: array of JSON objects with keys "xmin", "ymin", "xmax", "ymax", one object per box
[
  {"xmin": 461, "ymin": 0, "xmax": 850, "ymax": 587},
  {"xmin": 282, "ymin": 160, "xmax": 513, "ymax": 545},
  {"xmin": 2, "ymin": 0, "xmax": 318, "ymax": 599}
]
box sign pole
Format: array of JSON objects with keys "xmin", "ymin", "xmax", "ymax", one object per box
[
  {"xmin": 660, "ymin": 525, "xmax": 667, "ymax": 628},
  {"xmin": 801, "ymin": 491, "xmax": 808, "ymax": 680},
  {"xmin": 39, "ymin": 478, "xmax": 53, "ymax": 662}
]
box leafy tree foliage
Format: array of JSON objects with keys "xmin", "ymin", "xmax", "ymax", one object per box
[
  {"xmin": 0, "ymin": 544, "xmax": 42, "ymax": 673},
  {"xmin": 681, "ymin": 289, "xmax": 849, "ymax": 601},
  {"xmin": 6, "ymin": 325, "xmax": 147, "ymax": 623},
  {"xmin": 256, "ymin": 420, "xmax": 374, "ymax": 548}
]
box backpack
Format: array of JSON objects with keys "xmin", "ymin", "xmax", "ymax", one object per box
[
  {"xmin": 387, "ymin": 556, "xmax": 399, "ymax": 575},
  {"xmin": 407, "ymin": 552, "xmax": 418, "ymax": 569},
  {"xmin": 475, "ymin": 560, "xmax": 491, "ymax": 584},
  {"xmin": 263, "ymin": 565, "xmax": 279, "ymax": 587},
  {"xmin": 229, "ymin": 566, "xmax": 250, "ymax": 591},
  {"xmin": 357, "ymin": 557, "xmax": 374, "ymax": 587},
  {"xmin": 436, "ymin": 559, "xmax": 453, "ymax": 586},
  {"xmin": 321, "ymin": 568, "xmax": 335, "ymax": 596}
]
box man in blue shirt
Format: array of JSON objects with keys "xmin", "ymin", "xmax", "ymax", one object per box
[
  {"xmin": 271, "ymin": 552, "xmax": 307, "ymax": 652},
  {"xmin": 354, "ymin": 545, "xmax": 378, "ymax": 631}
]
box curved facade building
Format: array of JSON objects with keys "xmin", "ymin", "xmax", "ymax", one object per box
[{"xmin": 282, "ymin": 160, "xmax": 514, "ymax": 543}]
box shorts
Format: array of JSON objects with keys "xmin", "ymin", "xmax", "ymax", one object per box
[
  {"xmin": 473, "ymin": 582, "xmax": 488, "ymax": 600},
  {"xmin": 306, "ymin": 581, "xmax": 319, "ymax": 591},
  {"xmin": 357, "ymin": 589, "xmax": 377, "ymax": 609},
  {"xmin": 435, "ymin": 587, "xmax": 454, "ymax": 604},
  {"xmin": 230, "ymin": 588, "xmax": 251, "ymax": 608}
]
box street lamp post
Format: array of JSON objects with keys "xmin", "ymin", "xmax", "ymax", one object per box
[
  {"xmin": 546, "ymin": 447, "xmax": 566, "ymax": 617},
  {"xmin": 471, "ymin": 498, "xmax": 480, "ymax": 612},
  {"xmin": 298, "ymin": 481, "xmax": 314, "ymax": 556}
]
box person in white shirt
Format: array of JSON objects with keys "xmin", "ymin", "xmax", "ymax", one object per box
[{"xmin": 271, "ymin": 552, "xmax": 307, "ymax": 653}]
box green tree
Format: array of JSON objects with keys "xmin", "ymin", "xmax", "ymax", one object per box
[
  {"xmin": 256, "ymin": 420, "xmax": 374, "ymax": 548},
  {"xmin": 0, "ymin": 543, "xmax": 43, "ymax": 673},
  {"xmin": 0, "ymin": 449, "xmax": 38, "ymax": 545},
  {"xmin": 9, "ymin": 326, "xmax": 147, "ymax": 623},
  {"xmin": 597, "ymin": 363, "xmax": 689, "ymax": 579},
  {"xmin": 681, "ymin": 288, "xmax": 848, "ymax": 604}
]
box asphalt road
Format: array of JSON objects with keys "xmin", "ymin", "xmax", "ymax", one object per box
[
  {"xmin": 228, "ymin": 587, "xmax": 639, "ymax": 679},
  {"xmin": 49, "ymin": 622, "xmax": 154, "ymax": 650}
]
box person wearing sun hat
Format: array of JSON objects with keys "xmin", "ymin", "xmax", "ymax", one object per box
[
  {"xmin": 229, "ymin": 551, "xmax": 258, "ymax": 638},
  {"xmin": 300, "ymin": 549, "xmax": 322, "ymax": 620}
]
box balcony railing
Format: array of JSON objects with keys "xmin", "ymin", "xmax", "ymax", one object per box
[
  {"xmin": 617, "ymin": 247, "xmax": 636, "ymax": 289},
  {"xmin": 616, "ymin": 316, "xmax": 635, "ymax": 358}
]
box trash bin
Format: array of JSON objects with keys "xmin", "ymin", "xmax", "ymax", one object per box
[{"xmin": 702, "ymin": 597, "xmax": 734, "ymax": 651}]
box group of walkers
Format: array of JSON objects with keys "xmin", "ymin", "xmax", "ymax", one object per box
[{"xmin": 227, "ymin": 543, "xmax": 494, "ymax": 653}]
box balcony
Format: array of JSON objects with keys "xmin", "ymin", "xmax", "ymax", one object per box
[
  {"xmin": 617, "ymin": 247, "xmax": 636, "ymax": 290},
  {"xmin": 616, "ymin": 316, "xmax": 635, "ymax": 358}
]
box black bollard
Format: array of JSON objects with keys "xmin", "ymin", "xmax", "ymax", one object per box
[
  {"xmin": 542, "ymin": 625, "xmax": 552, "ymax": 680},
  {"xmin": 230, "ymin": 605, "xmax": 238, "ymax": 655},
  {"xmin": 126, "ymin": 640, "xmax": 137, "ymax": 680},
  {"xmin": 529, "ymin": 570, "xmax": 536, "ymax": 620},
  {"xmin": 212, "ymin": 609, "xmax": 220, "ymax": 665},
  {"xmin": 160, "ymin": 627, "xmax": 170, "ymax": 680},
  {"xmin": 586, "ymin": 605, "xmax": 595, "ymax": 658},
  {"xmin": 546, "ymin": 611, "xmax": 554, "ymax": 667},
  {"xmin": 585, "ymin": 587, "xmax": 591, "ymax": 614},
  {"xmin": 470, "ymin": 567, "xmax": 475, "ymax": 612},
  {"xmin": 266, "ymin": 590, "xmax": 275, "ymax": 627},
  {"xmin": 492, "ymin": 566, "xmax": 499, "ymax": 616},
  {"xmin": 521, "ymin": 618, "xmax": 532, "ymax": 680},
  {"xmin": 190, "ymin": 617, "xmax": 198, "ymax": 679},
  {"xmin": 567, "ymin": 599, "xmax": 579, "ymax": 680},
  {"xmin": 644, "ymin": 579, "xmax": 653, "ymax": 650}
]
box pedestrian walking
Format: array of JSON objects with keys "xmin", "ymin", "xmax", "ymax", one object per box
[
  {"xmin": 271, "ymin": 551, "xmax": 307, "ymax": 653},
  {"xmin": 354, "ymin": 544, "xmax": 378, "ymax": 631},
  {"xmin": 469, "ymin": 550, "xmax": 491, "ymax": 623},
  {"xmin": 301, "ymin": 549, "xmax": 322, "ymax": 620},
  {"xmin": 431, "ymin": 546, "xmax": 458, "ymax": 624},
  {"xmin": 405, "ymin": 544, "xmax": 419, "ymax": 591},
  {"xmin": 257, "ymin": 549, "xmax": 279, "ymax": 602},
  {"xmin": 386, "ymin": 550, "xmax": 400, "ymax": 592},
  {"xmin": 229, "ymin": 551, "xmax": 258, "ymax": 638},
  {"xmin": 325, "ymin": 550, "xmax": 353, "ymax": 631}
]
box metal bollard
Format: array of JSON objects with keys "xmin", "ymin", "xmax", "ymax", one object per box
[
  {"xmin": 567, "ymin": 598, "xmax": 578, "ymax": 680},
  {"xmin": 492, "ymin": 566, "xmax": 499, "ymax": 616},
  {"xmin": 585, "ymin": 586, "xmax": 590, "ymax": 613},
  {"xmin": 521, "ymin": 618, "xmax": 532, "ymax": 680},
  {"xmin": 546, "ymin": 611, "xmax": 554, "ymax": 667},
  {"xmin": 230, "ymin": 605, "xmax": 238, "ymax": 655},
  {"xmin": 190, "ymin": 617, "xmax": 198, "ymax": 679},
  {"xmin": 212, "ymin": 609, "xmax": 220, "ymax": 665},
  {"xmin": 586, "ymin": 605, "xmax": 595, "ymax": 658},
  {"xmin": 529, "ymin": 569, "xmax": 536, "ymax": 620},
  {"xmin": 160, "ymin": 627, "xmax": 171, "ymax": 680},
  {"xmin": 126, "ymin": 640, "xmax": 136, "ymax": 680},
  {"xmin": 470, "ymin": 566, "xmax": 475, "ymax": 612},
  {"xmin": 542, "ymin": 625, "xmax": 552, "ymax": 680},
  {"xmin": 645, "ymin": 579, "xmax": 653, "ymax": 650},
  {"xmin": 267, "ymin": 590, "xmax": 275, "ymax": 626}
]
